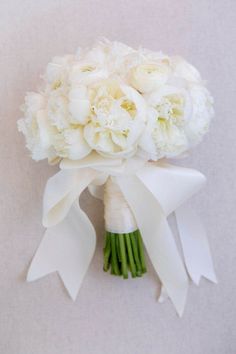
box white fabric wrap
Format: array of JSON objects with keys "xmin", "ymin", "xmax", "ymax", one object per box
[
  {"xmin": 104, "ymin": 177, "xmax": 137, "ymax": 233},
  {"xmin": 27, "ymin": 153, "xmax": 217, "ymax": 316}
]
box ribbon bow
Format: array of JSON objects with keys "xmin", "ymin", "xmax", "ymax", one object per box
[{"xmin": 27, "ymin": 153, "xmax": 217, "ymax": 316}]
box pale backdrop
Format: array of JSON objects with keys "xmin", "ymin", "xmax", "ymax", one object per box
[{"xmin": 0, "ymin": 1, "xmax": 236, "ymax": 353}]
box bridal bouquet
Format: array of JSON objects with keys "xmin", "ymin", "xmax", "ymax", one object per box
[{"xmin": 18, "ymin": 39, "xmax": 217, "ymax": 316}]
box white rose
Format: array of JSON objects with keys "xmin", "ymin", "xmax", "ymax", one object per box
[
  {"xmin": 83, "ymin": 80, "xmax": 146, "ymax": 158},
  {"xmin": 129, "ymin": 60, "xmax": 170, "ymax": 93}
]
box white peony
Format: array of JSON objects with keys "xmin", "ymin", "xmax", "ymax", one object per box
[
  {"xmin": 81, "ymin": 39, "xmax": 136, "ymax": 76},
  {"xmin": 18, "ymin": 40, "xmax": 214, "ymax": 163},
  {"xmin": 52, "ymin": 127, "xmax": 91, "ymax": 160},
  {"xmin": 68, "ymin": 86, "xmax": 90, "ymax": 125},
  {"xmin": 185, "ymin": 84, "xmax": 214, "ymax": 145},
  {"xmin": 45, "ymin": 55, "xmax": 75, "ymax": 89},
  {"xmin": 46, "ymin": 88, "xmax": 91, "ymax": 160},
  {"xmin": 139, "ymin": 82, "xmax": 213, "ymax": 159},
  {"xmin": 84, "ymin": 80, "xmax": 146, "ymax": 157},
  {"xmin": 139, "ymin": 86, "xmax": 190, "ymax": 159},
  {"xmin": 18, "ymin": 93, "xmax": 55, "ymax": 161},
  {"xmin": 171, "ymin": 56, "xmax": 202, "ymax": 83}
]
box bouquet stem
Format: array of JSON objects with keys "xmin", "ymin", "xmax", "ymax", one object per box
[{"xmin": 103, "ymin": 230, "xmax": 147, "ymax": 278}]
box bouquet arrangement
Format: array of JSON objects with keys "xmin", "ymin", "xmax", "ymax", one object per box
[{"xmin": 18, "ymin": 39, "xmax": 216, "ymax": 315}]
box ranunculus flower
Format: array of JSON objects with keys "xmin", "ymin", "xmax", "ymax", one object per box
[
  {"xmin": 129, "ymin": 60, "xmax": 170, "ymax": 93},
  {"xmin": 69, "ymin": 61, "xmax": 108, "ymax": 86}
]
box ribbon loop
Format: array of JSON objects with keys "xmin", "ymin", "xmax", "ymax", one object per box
[
  {"xmin": 43, "ymin": 168, "xmax": 99, "ymax": 227},
  {"xmin": 137, "ymin": 162, "xmax": 206, "ymax": 216}
]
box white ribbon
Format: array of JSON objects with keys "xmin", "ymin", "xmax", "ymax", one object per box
[
  {"xmin": 27, "ymin": 154, "xmax": 217, "ymax": 316},
  {"xmin": 104, "ymin": 177, "xmax": 138, "ymax": 233}
]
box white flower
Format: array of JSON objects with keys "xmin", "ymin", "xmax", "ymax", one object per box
[
  {"xmin": 69, "ymin": 61, "xmax": 108, "ymax": 86},
  {"xmin": 24, "ymin": 92, "xmax": 45, "ymax": 112},
  {"xmin": 84, "ymin": 80, "xmax": 146, "ymax": 157},
  {"xmin": 139, "ymin": 113, "xmax": 188, "ymax": 160},
  {"xmin": 45, "ymin": 55, "xmax": 75, "ymax": 89},
  {"xmin": 52, "ymin": 127, "xmax": 91, "ymax": 160},
  {"xmin": 18, "ymin": 40, "xmax": 214, "ymax": 164},
  {"xmin": 82, "ymin": 39, "xmax": 135, "ymax": 76},
  {"xmin": 129, "ymin": 59, "xmax": 171, "ymax": 93},
  {"xmin": 139, "ymin": 86, "xmax": 190, "ymax": 159},
  {"xmin": 46, "ymin": 88, "xmax": 91, "ymax": 159},
  {"xmin": 185, "ymin": 84, "xmax": 214, "ymax": 145},
  {"xmin": 68, "ymin": 86, "xmax": 90, "ymax": 125},
  {"xmin": 47, "ymin": 90, "xmax": 70, "ymax": 130},
  {"xmin": 139, "ymin": 82, "xmax": 213, "ymax": 159},
  {"xmin": 171, "ymin": 56, "xmax": 201, "ymax": 83},
  {"xmin": 18, "ymin": 93, "xmax": 55, "ymax": 161}
]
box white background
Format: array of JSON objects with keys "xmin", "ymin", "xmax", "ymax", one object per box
[{"xmin": 0, "ymin": 1, "xmax": 236, "ymax": 353}]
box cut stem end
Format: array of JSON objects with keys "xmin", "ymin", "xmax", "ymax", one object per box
[{"xmin": 103, "ymin": 230, "xmax": 147, "ymax": 279}]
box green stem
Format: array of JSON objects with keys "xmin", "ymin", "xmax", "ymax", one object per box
[
  {"xmin": 125, "ymin": 233, "xmax": 136, "ymax": 278},
  {"xmin": 103, "ymin": 230, "xmax": 147, "ymax": 278},
  {"xmin": 116, "ymin": 233, "xmax": 121, "ymax": 262},
  {"xmin": 135, "ymin": 230, "xmax": 147, "ymax": 273},
  {"xmin": 103, "ymin": 231, "xmax": 111, "ymax": 272},
  {"xmin": 110, "ymin": 233, "xmax": 120, "ymax": 275},
  {"xmin": 130, "ymin": 232, "xmax": 142, "ymax": 276},
  {"xmin": 118, "ymin": 234, "xmax": 128, "ymax": 279}
]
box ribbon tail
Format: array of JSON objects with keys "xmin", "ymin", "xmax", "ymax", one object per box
[
  {"xmin": 116, "ymin": 175, "xmax": 189, "ymax": 317},
  {"xmin": 175, "ymin": 204, "xmax": 217, "ymax": 285},
  {"xmin": 27, "ymin": 201, "xmax": 96, "ymax": 300},
  {"xmin": 158, "ymin": 285, "xmax": 169, "ymax": 303}
]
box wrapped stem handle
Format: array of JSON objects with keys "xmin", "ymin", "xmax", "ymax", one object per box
[{"xmin": 103, "ymin": 177, "xmax": 147, "ymax": 278}]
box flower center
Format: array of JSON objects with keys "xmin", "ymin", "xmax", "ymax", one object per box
[
  {"xmin": 156, "ymin": 94, "xmax": 184, "ymax": 125},
  {"xmin": 81, "ymin": 65, "xmax": 96, "ymax": 72},
  {"xmin": 52, "ymin": 80, "xmax": 62, "ymax": 90},
  {"xmin": 120, "ymin": 99, "xmax": 137, "ymax": 118}
]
